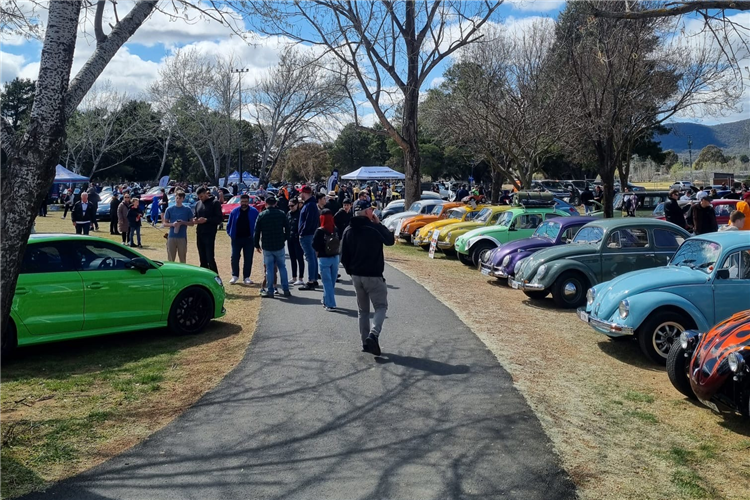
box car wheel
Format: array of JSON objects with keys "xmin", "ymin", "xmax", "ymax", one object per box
[
  {"xmin": 551, "ymin": 271, "xmax": 588, "ymax": 309},
  {"xmin": 471, "ymin": 241, "xmax": 496, "ymax": 267},
  {"xmin": 458, "ymin": 252, "xmax": 474, "ymax": 266},
  {"xmin": 401, "ymin": 234, "xmax": 412, "ymax": 244},
  {"xmin": 666, "ymin": 340, "xmax": 697, "ymax": 400},
  {"xmin": 1, "ymin": 319, "xmax": 17, "ymax": 361},
  {"xmin": 169, "ymin": 286, "xmax": 213, "ymax": 335},
  {"xmin": 442, "ymin": 248, "xmax": 456, "ymax": 257},
  {"xmin": 638, "ymin": 311, "xmax": 692, "ymax": 364},
  {"xmin": 523, "ymin": 290, "xmax": 548, "ymax": 300}
]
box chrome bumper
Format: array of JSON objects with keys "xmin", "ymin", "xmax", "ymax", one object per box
[
  {"xmin": 508, "ymin": 278, "xmax": 544, "ymax": 290},
  {"xmin": 577, "ymin": 308, "xmax": 634, "ymax": 335},
  {"xmin": 436, "ymin": 241, "xmax": 453, "ymax": 249},
  {"xmin": 398, "ymin": 231, "xmax": 411, "ymax": 239},
  {"xmin": 481, "ymin": 264, "xmax": 507, "ymax": 278}
]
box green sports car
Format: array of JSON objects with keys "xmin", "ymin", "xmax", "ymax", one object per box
[{"xmin": 2, "ymin": 234, "xmax": 226, "ymax": 358}]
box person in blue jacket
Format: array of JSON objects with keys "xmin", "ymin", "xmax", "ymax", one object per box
[
  {"xmin": 297, "ymin": 185, "xmax": 320, "ymax": 290},
  {"xmin": 226, "ymin": 193, "xmax": 259, "ymax": 285},
  {"xmin": 150, "ymin": 195, "xmax": 161, "ymax": 226}
]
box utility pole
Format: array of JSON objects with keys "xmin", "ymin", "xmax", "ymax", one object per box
[
  {"xmin": 231, "ymin": 67, "xmax": 249, "ymax": 186},
  {"xmin": 687, "ymin": 135, "xmax": 693, "ymax": 183}
]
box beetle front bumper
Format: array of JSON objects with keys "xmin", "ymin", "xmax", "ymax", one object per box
[
  {"xmin": 577, "ymin": 308, "xmax": 634, "ymax": 336},
  {"xmin": 508, "ymin": 278, "xmax": 545, "ymax": 291}
]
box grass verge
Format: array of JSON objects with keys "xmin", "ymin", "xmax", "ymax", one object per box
[{"xmin": 1, "ymin": 214, "xmax": 263, "ymax": 499}]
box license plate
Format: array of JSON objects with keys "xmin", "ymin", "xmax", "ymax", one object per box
[
  {"xmin": 511, "ymin": 280, "xmax": 520, "ymax": 289},
  {"xmin": 578, "ymin": 310, "xmax": 589, "ymax": 323},
  {"xmin": 481, "ymin": 267, "xmax": 490, "ymax": 276}
]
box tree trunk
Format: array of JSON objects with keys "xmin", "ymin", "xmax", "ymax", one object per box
[
  {"xmin": 401, "ymin": 0, "xmax": 421, "ymax": 208},
  {"xmin": 600, "ymin": 165, "xmax": 617, "ymax": 219},
  {"xmin": 1, "ymin": 0, "xmax": 82, "ymax": 339},
  {"xmin": 491, "ymin": 169, "xmax": 503, "ymax": 204}
]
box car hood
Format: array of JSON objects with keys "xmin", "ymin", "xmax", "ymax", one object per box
[
  {"xmin": 516, "ymin": 244, "xmax": 598, "ymax": 281},
  {"xmin": 591, "ymin": 267, "xmax": 709, "ymax": 320},
  {"xmin": 461, "ymin": 224, "xmax": 507, "ymax": 241},
  {"xmin": 438, "ymin": 221, "xmax": 482, "ymax": 237},
  {"xmin": 424, "ymin": 218, "xmax": 467, "ymax": 232},
  {"xmin": 488, "ymin": 237, "xmax": 554, "ymax": 265}
]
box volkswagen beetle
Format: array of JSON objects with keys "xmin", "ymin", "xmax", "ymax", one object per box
[{"xmin": 413, "ymin": 205, "xmax": 488, "ymax": 248}]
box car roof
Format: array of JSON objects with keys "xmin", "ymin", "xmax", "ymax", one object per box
[
  {"xmin": 582, "ymin": 218, "xmax": 682, "ymax": 230},
  {"xmin": 691, "ymin": 232, "xmax": 750, "ymax": 247}
]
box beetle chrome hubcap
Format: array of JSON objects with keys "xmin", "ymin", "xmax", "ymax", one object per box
[
  {"xmin": 652, "ymin": 321, "xmax": 684, "ymax": 358},
  {"xmin": 563, "ymin": 282, "xmax": 578, "ymax": 298}
]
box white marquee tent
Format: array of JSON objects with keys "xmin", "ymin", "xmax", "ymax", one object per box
[{"xmin": 341, "ymin": 166, "xmax": 405, "ymax": 180}]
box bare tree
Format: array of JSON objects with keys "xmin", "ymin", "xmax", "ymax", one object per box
[
  {"xmin": 250, "ymin": 47, "xmax": 347, "ymax": 184},
  {"xmin": 244, "ymin": 1, "xmax": 503, "ymax": 206}
]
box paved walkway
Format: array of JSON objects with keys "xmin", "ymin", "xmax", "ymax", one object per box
[{"xmin": 26, "ymin": 265, "xmax": 574, "ymax": 500}]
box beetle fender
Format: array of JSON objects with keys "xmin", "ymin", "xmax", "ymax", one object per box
[
  {"xmin": 468, "ymin": 235, "xmax": 502, "ymax": 251},
  {"xmin": 542, "ymin": 261, "xmax": 597, "ymax": 289},
  {"xmin": 622, "ymin": 292, "xmax": 710, "ymax": 333}
]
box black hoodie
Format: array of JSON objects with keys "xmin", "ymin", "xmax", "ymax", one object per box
[
  {"xmin": 193, "ymin": 195, "xmax": 223, "ymax": 235},
  {"xmin": 340, "ymin": 216, "xmax": 395, "ymax": 277}
]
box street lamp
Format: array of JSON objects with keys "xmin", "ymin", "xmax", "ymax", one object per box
[
  {"xmin": 231, "ymin": 68, "xmax": 249, "ymax": 186},
  {"xmin": 687, "ymin": 135, "xmax": 693, "ymax": 184}
]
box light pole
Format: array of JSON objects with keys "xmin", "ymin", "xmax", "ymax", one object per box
[
  {"xmin": 231, "ymin": 68, "xmax": 249, "ymax": 186},
  {"xmin": 687, "ymin": 135, "xmax": 693, "ymax": 183}
]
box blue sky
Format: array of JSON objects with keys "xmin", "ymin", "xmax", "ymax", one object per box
[{"xmin": 2, "ymin": 1, "xmax": 747, "ymax": 126}]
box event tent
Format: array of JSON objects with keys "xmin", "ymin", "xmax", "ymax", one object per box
[
  {"xmin": 341, "ymin": 166, "xmax": 405, "ymax": 180},
  {"xmin": 226, "ymin": 171, "xmax": 259, "ymax": 183},
  {"xmin": 54, "ymin": 164, "xmax": 89, "ymax": 183}
]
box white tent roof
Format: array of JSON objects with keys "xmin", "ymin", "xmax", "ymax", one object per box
[{"xmin": 341, "ymin": 166, "xmax": 405, "ymax": 180}]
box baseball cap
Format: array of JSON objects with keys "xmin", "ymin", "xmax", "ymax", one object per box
[
  {"xmin": 265, "ymin": 195, "xmax": 277, "ymax": 204},
  {"xmin": 300, "ymin": 185, "xmax": 312, "ymax": 194},
  {"xmin": 696, "ymin": 191, "xmax": 708, "ymax": 201},
  {"xmin": 353, "ymin": 199, "xmax": 371, "ymax": 214}
]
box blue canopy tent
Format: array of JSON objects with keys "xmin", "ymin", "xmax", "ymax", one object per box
[
  {"xmin": 54, "ymin": 164, "xmax": 89, "ymax": 183},
  {"xmin": 341, "ymin": 166, "xmax": 405, "ymax": 180},
  {"xmin": 226, "ymin": 171, "xmax": 259, "ymax": 184}
]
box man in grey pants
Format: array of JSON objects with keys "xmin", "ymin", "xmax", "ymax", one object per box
[{"xmin": 341, "ymin": 200, "xmax": 395, "ymax": 356}]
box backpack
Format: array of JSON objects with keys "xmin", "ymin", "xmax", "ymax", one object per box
[{"xmin": 323, "ymin": 231, "xmax": 340, "ymax": 255}]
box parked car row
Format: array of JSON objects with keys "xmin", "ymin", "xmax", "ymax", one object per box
[{"xmin": 391, "ymin": 193, "xmax": 750, "ymax": 417}]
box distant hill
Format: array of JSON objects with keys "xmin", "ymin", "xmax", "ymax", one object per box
[{"xmin": 655, "ymin": 118, "xmax": 749, "ymax": 157}]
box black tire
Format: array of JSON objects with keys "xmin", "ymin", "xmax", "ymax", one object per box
[
  {"xmin": 524, "ymin": 290, "xmax": 548, "ymax": 300},
  {"xmin": 470, "ymin": 241, "xmax": 496, "ymax": 267},
  {"xmin": 638, "ymin": 311, "xmax": 693, "ymax": 365},
  {"xmin": 442, "ymin": 248, "xmax": 456, "ymax": 257},
  {"xmin": 551, "ymin": 271, "xmax": 588, "ymax": 309},
  {"xmin": 666, "ymin": 341, "xmax": 697, "ymax": 400},
  {"xmin": 401, "ymin": 234, "xmax": 412, "ymax": 244},
  {"xmin": 458, "ymin": 252, "xmax": 474, "ymax": 266},
  {"xmin": 1, "ymin": 319, "xmax": 17, "ymax": 361},
  {"xmin": 168, "ymin": 286, "xmax": 213, "ymax": 336}
]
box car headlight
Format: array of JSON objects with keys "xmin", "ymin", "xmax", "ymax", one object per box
[
  {"xmin": 619, "ymin": 299, "xmax": 630, "ymax": 319},
  {"xmin": 214, "ymin": 275, "xmax": 223, "ymax": 287},
  {"xmin": 587, "ymin": 288, "xmax": 596, "ymax": 306},
  {"xmin": 679, "ymin": 330, "xmax": 701, "ymax": 350},
  {"xmin": 404, "ymin": 224, "xmax": 410, "ymax": 232},
  {"xmin": 445, "ymin": 232, "xmax": 452, "ymax": 240},
  {"xmin": 426, "ymin": 230, "xmax": 433, "ymax": 238},
  {"xmin": 535, "ymin": 264, "xmax": 547, "ymax": 280},
  {"xmin": 514, "ymin": 258, "xmax": 525, "ymax": 274},
  {"xmin": 728, "ymin": 352, "xmax": 746, "ymax": 374},
  {"xmin": 502, "ymin": 255, "xmax": 511, "ymax": 267}
]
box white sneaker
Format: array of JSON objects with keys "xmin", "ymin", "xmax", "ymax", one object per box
[
  {"xmin": 293, "ymin": 280, "xmax": 305, "ymax": 286},
  {"xmin": 244, "ymin": 278, "xmax": 253, "ymax": 285},
  {"xmin": 229, "ymin": 276, "xmax": 238, "ymax": 285},
  {"xmin": 289, "ymin": 278, "xmax": 297, "ymax": 284}
]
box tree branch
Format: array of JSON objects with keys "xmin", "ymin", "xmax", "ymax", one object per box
[
  {"xmin": 94, "ymin": 0, "xmax": 107, "ymax": 43},
  {"xmin": 592, "ymin": 1, "xmax": 750, "ymax": 19}
]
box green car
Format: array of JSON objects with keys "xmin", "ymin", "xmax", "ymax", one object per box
[
  {"xmin": 454, "ymin": 205, "xmax": 572, "ymax": 266},
  {"xmin": 3, "ymin": 234, "xmax": 226, "ymax": 358}
]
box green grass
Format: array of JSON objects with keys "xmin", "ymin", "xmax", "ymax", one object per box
[
  {"xmin": 624, "ymin": 409, "xmax": 659, "ymax": 424},
  {"xmin": 671, "ymin": 470, "xmax": 711, "ymax": 499},
  {"xmin": 623, "ymin": 390, "xmax": 655, "ymax": 404}
]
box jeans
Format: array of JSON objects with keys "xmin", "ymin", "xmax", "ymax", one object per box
[
  {"xmin": 352, "ymin": 275, "xmax": 388, "ymax": 344},
  {"xmin": 231, "ymin": 237, "xmax": 254, "ymax": 279},
  {"xmin": 299, "ymin": 235, "xmax": 318, "ymax": 283},
  {"xmin": 584, "ymin": 204, "xmax": 593, "ymax": 215},
  {"xmin": 75, "ymin": 222, "xmax": 90, "ymax": 235},
  {"xmin": 129, "ymin": 226, "xmax": 141, "ymax": 246},
  {"xmin": 263, "ymin": 249, "xmax": 289, "ymax": 294},
  {"xmin": 318, "ymin": 255, "xmax": 339, "ymax": 308},
  {"xmin": 287, "ymin": 236, "xmax": 305, "ymax": 279},
  {"xmin": 196, "ymin": 231, "xmax": 218, "ymax": 273}
]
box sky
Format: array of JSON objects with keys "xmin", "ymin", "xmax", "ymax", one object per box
[{"xmin": 1, "ymin": 0, "xmax": 748, "ymax": 127}]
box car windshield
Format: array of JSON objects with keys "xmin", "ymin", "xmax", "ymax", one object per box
[
  {"xmin": 573, "ymin": 226, "xmax": 604, "ymax": 244},
  {"xmin": 228, "ymin": 196, "xmax": 242, "ymax": 204},
  {"xmin": 465, "ymin": 210, "xmax": 482, "ymax": 220},
  {"xmin": 542, "ymin": 181, "xmax": 565, "ymax": 190},
  {"xmin": 447, "ymin": 209, "xmax": 464, "ymax": 220},
  {"xmin": 474, "ymin": 208, "xmax": 492, "ymax": 223},
  {"xmin": 670, "ymin": 239, "xmax": 722, "ymax": 273},
  {"xmin": 408, "ymin": 202, "xmax": 423, "ymax": 212},
  {"xmin": 534, "ymin": 221, "xmax": 561, "ymax": 240},
  {"xmin": 430, "ymin": 204, "xmax": 443, "ymax": 215},
  {"xmin": 497, "ymin": 211, "xmax": 514, "ymax": 227}
]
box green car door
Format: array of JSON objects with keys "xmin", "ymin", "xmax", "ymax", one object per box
[
  {"xmin": 73, "ymin": 240, "xmax": 165, "ymax": 331},
  {"xmin": 508, "ymin": 213, "xmax": 544, "ymax": 241},
  {"xmin": 601, "ymin": 227, "xmax": 658, "ymax": 280},
  {"xmin": 15, "ymin": 241, "xmax": 84, "ymax": 336}
]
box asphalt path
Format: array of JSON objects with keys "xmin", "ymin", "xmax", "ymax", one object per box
[{"xmin": 26, "ymin": 264, "xmax": 574, "ymax": 500}]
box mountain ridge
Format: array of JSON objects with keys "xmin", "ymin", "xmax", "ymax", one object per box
[{"xmin": 655, "ymin": 118, "xmax": 749, "ymax": 157}]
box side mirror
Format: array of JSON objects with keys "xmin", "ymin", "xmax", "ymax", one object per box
[
  {"xmin": 509, "ymin": 224, "xmax": 516, "ymax": 231},
  {"xmin": 127, "ymin": 257, "xmax": 151, "ymax": 274},
  {"xmin": 716, "ymin": 268, "xmax": 730, "ymax": 280}
]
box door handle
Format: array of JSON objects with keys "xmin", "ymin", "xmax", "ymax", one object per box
[
  {"xmin": 15, "ymin": 287, "xmax": 29, "ymax": 295},
  {"xmin": 644, "ymin": 253, "xmax": 655, "ymax": 257},
  {"xmin": 88, "ymin": 282, "xmax": 103, "ymax": 290}
]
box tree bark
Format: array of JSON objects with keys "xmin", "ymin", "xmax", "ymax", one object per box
[
  {"xmin": 1, "ymin": 0, "xmax": 82, "ymax": 339},
  {"xmin": 401, "ymin": 0, "xmax": 421, "ymax": 208},
  {"xmin": 491, "ymin": 169, "xmax": 503, "ymax": 204}
]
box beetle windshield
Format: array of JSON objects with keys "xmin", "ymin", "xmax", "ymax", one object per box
[
  {"xmin": 407, "ymin": 202, "xmax": 422, "ymax": 212},
  {"xmin": 497, "ymin": 212, "xmax": 514, "ymax": 227},
  {"xmin": 573, "ymin": 226, "xmax": 604, "ymax": 244},
  {"xmin": 447, "ymin": 209, "xmax": 465, "ymax": 220},
  {"xmin": 670, "ymin": 239, "xmax": 722, "ymax": 273},
  {"xmin": 534, "ymin": 221, "xmax": 561, "ymax": 240},
  {"xmin": 474, "ymin": 208, "xmax": 493, "ymax": 223},
  {"xmin": 430, "ymin": 204, "xmax": 444, "ymax": 215}
]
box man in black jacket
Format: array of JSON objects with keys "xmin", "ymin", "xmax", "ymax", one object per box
[
  {"xmin": 341, "ymin": 199, "xmax": 395, "ymax": 356},
  {"xmin": 692, "ymin": 196, "xmax": 718, "ymax": 235},
  {"xmin": 334, "ymin": 199, "xmax": 352, "ymax": 238},
  {"xmin": 664, "ymin": 189, "xmax": 688, "ymax": 230},
  {"xmin": 71, "ymin": 192, "xmax": 96, "ymax": 234},
  {"xmin": 109, "ymin": 194, "xmax": 121, "ymax": 235},
  {"xmin": 193, "ymin": 186, "xmax": 223, "ymax": 273}
]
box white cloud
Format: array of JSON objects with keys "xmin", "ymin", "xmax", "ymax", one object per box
[
  {"xmin": 508, "ymin": 0, "xmax": 565, "ymax": 12},
  {"xmin": 1, "ymin": 52, "xmax": 27, "ymax": 81},
  {"xmin": 429, "ymin": 77, "xmax": 445, "ymax": 88}
]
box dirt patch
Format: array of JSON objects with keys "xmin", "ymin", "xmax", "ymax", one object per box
[
  {"xmin": 386, "ymin": 242, "xmax": 750, "ymax": 500},
  {"xmin": 1, "ymin": 216, "xmax": 263, "ymax": 498}
]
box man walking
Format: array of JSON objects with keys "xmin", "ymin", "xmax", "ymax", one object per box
[
  {"xmin": 109, "ymin": 192, "xmax": 121, "ymax": 235},
  {"xmin": 71, "ymin": 192, "xmax": 96, "ymax": 235},
  {"xmin": 193, "ymin": 186, "xmax": 223, "ymax": 273},
  {"xmin": 227, "ymin": 193, "xmax": 259, "ymax": 285},
  {"xmin": 334, "ymin": 198, "xmax": 353, "ymax": 238},
  {"xmin": 664, "ymin": 189, "xmax": 688, "ymax": 231},
  {"xmin": 580, "ymin": 185, "xmax": 594, "ymax": 215},
  {"xmin": 341, "ymin": 199, "xmax": 395, "ymax": 356},
  {"xmin": 163, "ymin": 191, "xmax": 195, "ymax": 263},
  {"xmin": 86, "ymin": 184, "xmax": 100, "ymax": 231},
  {"xmin": 253, "ymin": 196, "xmax": 291, "ymax": 298},
  {"xmin": 298, "ymin": 185, "xmax": 320, "ymax": 290},
  {"xmin": 692, "ymin": 196, "xmax": 718, "ymax": 235}
]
